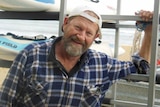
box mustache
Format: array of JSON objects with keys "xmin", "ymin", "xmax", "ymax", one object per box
[{"xmin": 70, "ymin": 36, "xmax": 85, "ymax": 45}]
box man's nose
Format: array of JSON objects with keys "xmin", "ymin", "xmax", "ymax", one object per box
[{"xmin": 76, "ymin": 31, "xmax": 86, "ymax": 41}]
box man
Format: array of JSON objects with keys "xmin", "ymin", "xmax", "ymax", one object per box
[{"xmin": 0, "ymin": 6, "xmax": 153, "ymax": 107}]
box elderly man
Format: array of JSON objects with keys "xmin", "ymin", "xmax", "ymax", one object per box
[{"xmin": 0, "ymin": 6, "xmax": 153, "ymax": 107}]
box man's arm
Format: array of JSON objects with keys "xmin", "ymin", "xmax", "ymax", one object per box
[
  {"xmin": 137, "ymin": 10, "xmax": 153, "ymax": 62},
  {"xmin": 139, "ymin": 24, "xmax": 152, "ymax": 62}
]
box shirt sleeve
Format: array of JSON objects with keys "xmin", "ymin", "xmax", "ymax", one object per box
[
  {"xmin": 0, "ymin": 49, "xmax": 27, "ymax": 106},
  {"xmin": 107, "ymin": 53, "xmax": 150, "ymax": 83},
  {"xmin": 132, "ymin": 53, "xmax": 150, "ymax": 74}
]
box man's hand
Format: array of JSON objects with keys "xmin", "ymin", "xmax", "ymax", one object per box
[{"xmin": 135, "ymin": 10, "xmax": 153, "ymax": 21}]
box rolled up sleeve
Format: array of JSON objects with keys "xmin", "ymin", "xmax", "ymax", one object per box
[{"xmin": 132, "ymin": 53, "xmax": 150, "ymax": 74}]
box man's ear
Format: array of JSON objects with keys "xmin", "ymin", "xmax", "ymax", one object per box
[
  {"xmin": 62, "ymin": 17, "xmax": 69, "ymax": 32},
  {"xmin": 63, "ymin": 17, "xmax": 69, "ymax": 25},
  {"xmin": 95, "ymin": 33, "xmax": 100, "ymax": 39}
]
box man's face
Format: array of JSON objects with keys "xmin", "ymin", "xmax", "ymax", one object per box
[{"xmin": 62, "ymin": 16, "xmax": 99, "ymax": 57}]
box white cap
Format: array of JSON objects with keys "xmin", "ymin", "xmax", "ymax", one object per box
[{"xmin": 68, "ymin": 6, "xmax": 102, "ymax": 39}]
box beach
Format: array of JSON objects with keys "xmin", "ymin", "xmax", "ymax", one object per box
[{"xmin": 0, "ymin": 67, "xmax": 8, "ymax": 86}]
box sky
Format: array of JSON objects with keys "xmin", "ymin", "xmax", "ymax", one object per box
[
  {"xmin": 0, "ymin": 0, "xmax": 154, "ymax": 15},
  {"xmin": 115, "ymin": 0, "xmax": 154, "ymax": 15},
  {"xmin": 84, "ymin": 0, "xmax": 155, "ymax": 15}
]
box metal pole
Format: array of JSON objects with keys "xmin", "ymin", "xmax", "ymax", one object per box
[
  {"xmin": 148, "ymin": 0, "xmax": 159, "ymax": 106},
  {"xmin": 112, "ymin": 0, "xmax": 121, "ymax": 107},
  {"xmin": 58, "ymin": 0, "xmax": 67, "ymax": 36}
]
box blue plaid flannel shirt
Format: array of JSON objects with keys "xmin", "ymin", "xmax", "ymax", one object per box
[{"xmin": 0, "ymin": 37, "xmax": 149, "ymax": 107}]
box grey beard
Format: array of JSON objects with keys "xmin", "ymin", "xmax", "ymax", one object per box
[{"xmin": 65, "ymin": 44, "xmax": 84, "ymax": 57}]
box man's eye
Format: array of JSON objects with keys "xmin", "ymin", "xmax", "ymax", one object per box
[
  {"xmin": 75, "ymin": 26, "xmax": 81, "ymax": 30},
  {"xmin": 86, "ymin": 32, "xmax": 93, "ymax": 37}
]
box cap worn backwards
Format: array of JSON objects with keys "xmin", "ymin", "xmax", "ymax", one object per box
[{"xmin": 68, "ymin": 6, "xmax": 102, "ymax": 39}]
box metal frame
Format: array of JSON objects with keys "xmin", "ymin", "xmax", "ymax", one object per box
[
  {"xmin": 148, "ymin": 0, "xmax": 159, "ymax": 106},
  {"xmin": 108, "ymin": 0, "xmax": 159, "ymax": 107}
]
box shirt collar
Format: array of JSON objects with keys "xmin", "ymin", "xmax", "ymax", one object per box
[
  {"xmin": 48, "ymin": 36, "xmax": 88, "ymax": 76},
  {"xmin": 48, "ymin": 36, "xmax": 62, "ymax": 62}
]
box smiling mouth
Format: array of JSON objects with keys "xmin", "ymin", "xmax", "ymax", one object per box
[{"xmin": 71, "ymin": 38, "xmax": 83, "ymax": 45}]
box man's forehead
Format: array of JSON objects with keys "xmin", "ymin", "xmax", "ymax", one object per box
[{"xmin": 84, "ymin": 10, "xmax": 99, "ymax": 19}]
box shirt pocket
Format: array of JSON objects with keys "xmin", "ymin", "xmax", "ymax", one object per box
[
  {"xmin": 84, "ymin": 84, "xmax": 105, "ymax": 97},
  {"xmin": 80, "ymin": 84, "xmax": 105, "ymax": 106},
  {"xmin": 23, "ymin": 80, "xmax": 48, "ymax": 107}
]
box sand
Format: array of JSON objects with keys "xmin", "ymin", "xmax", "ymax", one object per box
[
  {"xmin": 0, "ymin": 67, "xmax": 9, "ymax": 86},
  {"xmin": 118, "ymin": 45, "xmax": 132, "ymax": 61}
]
